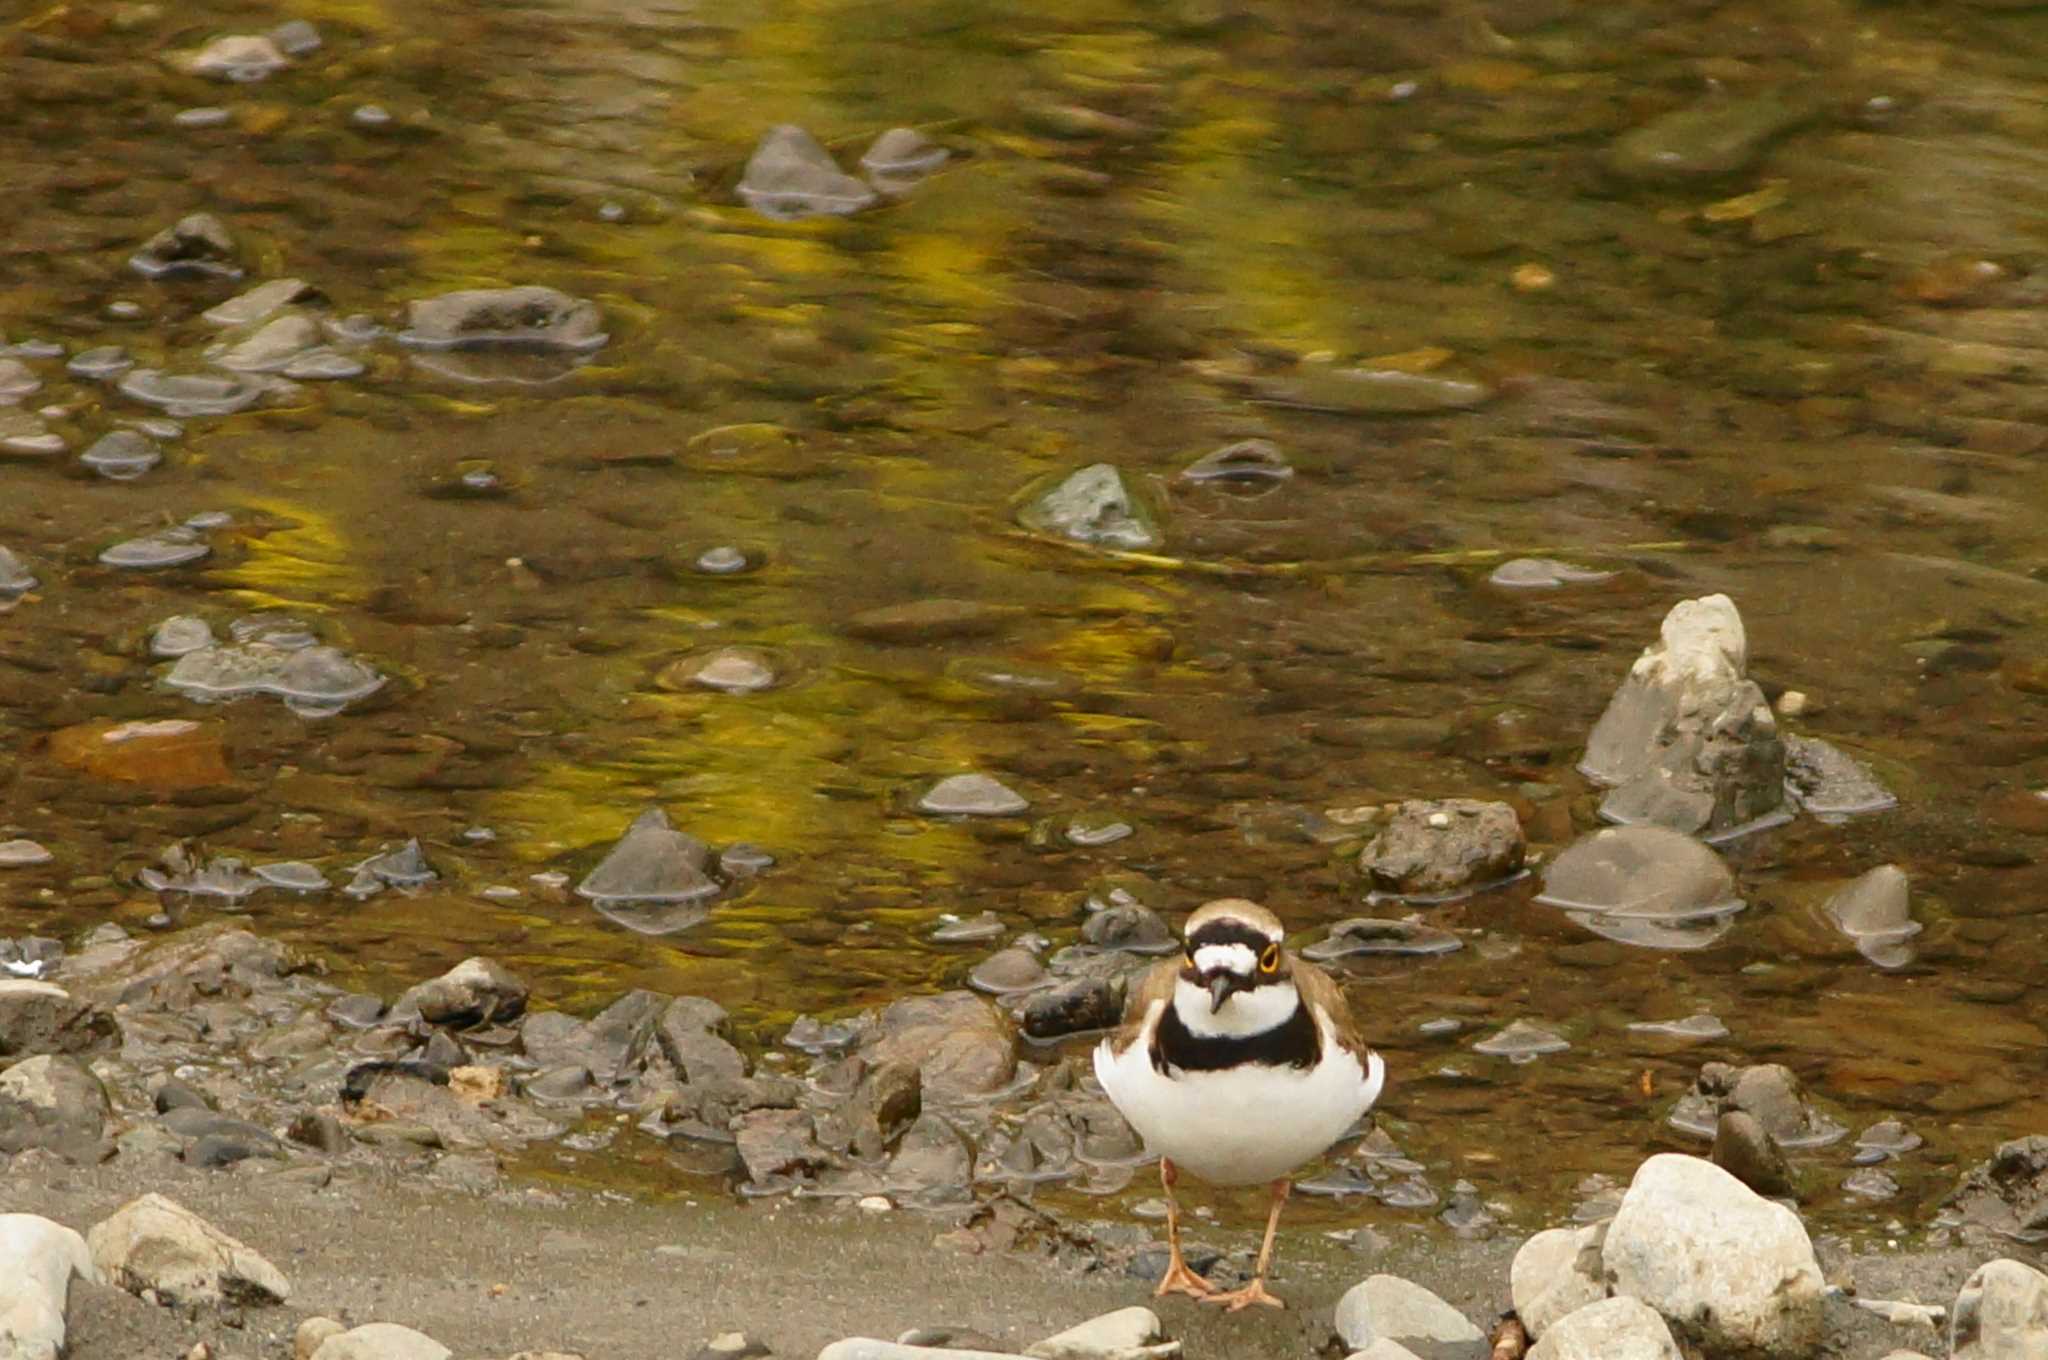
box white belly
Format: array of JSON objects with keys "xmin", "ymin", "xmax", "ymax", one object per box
[{"xmin": 1093, "ymin": 1019, "xmax": 1384, "ymax": 1187}]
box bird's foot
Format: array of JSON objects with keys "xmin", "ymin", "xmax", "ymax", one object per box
[
  {"xmin": 1153, "ymin": 1256, "xmax": 1219, "ymax": 1301},
  {"xmin": 1205, "ymin": 1279, "xmax": 1286, "ymax": 1312}
]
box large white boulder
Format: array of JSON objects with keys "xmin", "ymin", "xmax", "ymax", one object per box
[
  {"xmin": 1334, "ymin": 1275, "xmax": 1487, "ymax": 1359},
  {"xmin": 310, "ymin": 1323, "xmax": 453, "ymax": 1360},
  {"xmin": 1604, "ymin": 1154, "xmax": 1823, "ymax": 1358},
  {"xmin": 0, "ymin": 1214, "xmax": 99, "ymax": 1360},
  {"xmin": 1951, "ymin": 1258, "xmax": 2048, "ymax": 1360},
  {"xmin": 1510, "ymin": 1225, "xmax": 1607, "ymax": 1338},
  {"xmin": 1528, "ymin": 1297, "xmax": 1681, "ymax": 1360},
  {"xmin": 87, "ymin": 1192, "xmax": 289, "ymax": 1307}
]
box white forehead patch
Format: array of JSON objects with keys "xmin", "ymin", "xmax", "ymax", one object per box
[{"xmin": 1192, "ymin": 942, "xmax": 1258, "ymax": 975}]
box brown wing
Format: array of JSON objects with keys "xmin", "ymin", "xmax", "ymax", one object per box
[
  {"xmin": 1289, "ymin": 956, "xmax": 1375, "ymax": 1063},
  {"xmin": 1107, "ymin": 957, "xmax": 1181, "ymax": 1057}
]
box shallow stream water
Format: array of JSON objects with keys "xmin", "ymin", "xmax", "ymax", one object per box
[{"xmin": 5, "ymin": 0, "xmax": 2048, "ymax": 1233}]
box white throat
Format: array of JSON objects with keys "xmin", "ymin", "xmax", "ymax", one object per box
[{"xmin": 1172, "ymin": 976, "xmax": 1300, "ymax": 1038}]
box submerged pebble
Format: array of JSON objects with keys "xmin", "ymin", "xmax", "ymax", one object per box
[
  {"xmin": 80, "ymin": 430, "xmax": 161, "ymax": 481},
  {"xmin": 918, "ymin": 773, "xmax": 1029, "ymax": 817},
  {"xmin": 344, "ymin": 840, "xmax": 438, "ymax": 898},
  {"xmin": 1181, "ymin": 438, "xmax": 1292, "ymax": 484},
  {"xmin": 931, "ymin": 911, "xmax": 1006, "ymax": 944},
  {"xmin": 164, "ymin": 641, "xmax": 386, "ymax": 715},
  {"xmin": 658, "ymin": 647, "xmax": 779, "ymax": 695},
  {"xmin": 67, "ymin": 347, "xmax": 134, "ymax": 382},
  {"xmin": 738, "ymin": 125, "xmax": 877, "ymax": 219},
  {"xmin": 139, "ymin": 852, "xmax": 264, "ymax": 900},
  {"xmin": 1472, "ymin": 1019, "xmax": 1571, "ymax": 1063},
  {"xmin": 173, "ymin": 107, "xmax": 232, "ymax": 129},
  {"xmin": 1018, "ymin": 463, "xmax": 1163, "ymax": 551},
  {"xmin": 1488, "ymin": 557, "xmax": 1616, "ymax": 589},
  {"xmin": 695, "ymin": 545, "xmax": 751, "ymax": 575},
  {"xmin": 270, "ymin": 19, "xmax": 322, "ymax": 55},
  {"xmin": 399, "ymin": 286, "xmax": 607, "ymax": 351},
  {"xmin": 1301, "ymin": 916, "xmax": 1463, "ymax": 960},
  {"xmin": 1627, "ymin": 1013, "xmax": 1729, "ymax": 1041},
  {"xmin": 860, "ymin": 127, "xmax": 949, "ymax": 177},
  {"xmin": 0, "ymin": 409, "xmax": 65, "ymax": 456},
  {"xmin": 0, "ymin": 839, "xmax": 53, "ymax": 867},
  {"xmin": 118, "ymin": 369, "xmax": 274, "ymax": 417},
  {"xmin": 129, "ymin": 213, "xmax": 242, "ymax": 280},
  {"xmin": 100, "ymin": 528, "xmax": 209, "ymax": 570}
]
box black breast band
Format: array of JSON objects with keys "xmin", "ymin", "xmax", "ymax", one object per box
[{"xmin": 1153, "ymin": 996, "xmax": 1320, "ymax": 1073}]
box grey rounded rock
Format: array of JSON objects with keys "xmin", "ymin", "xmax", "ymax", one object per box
[
  {"xmin": 918, "ymin": 773, "xmax": 1028, "ymax": 817},
  {"xmin": 1536, "ymin": 826, "xmax": 1743, "ymax": 950},
  {"xmin": 738, "ymin": 125, "xmax": 877, "ymax": 219},
  {"xmin": 80, "ymin": 430, "xmax": 160, "ymax": 480},
  {"xmin": 100, "ymin": 529, "xmax": 209, "ymax": 570}
]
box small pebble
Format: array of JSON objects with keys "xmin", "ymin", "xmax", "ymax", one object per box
[
  {"xmin": 174, "ymin": 107, "xmax": 233, "ymax": 129},
  {"xmin": 352, "ymin": 105, "xmax": 393, "ymax": 128}
]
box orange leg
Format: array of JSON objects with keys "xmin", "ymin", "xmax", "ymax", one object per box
[
  {"xmin": 1152, "ymin": 1158, "xmax": 1218, "ymax": 1300},
  {"xmin": 1204, "ymin": 1179, "xmax": 1290, "ymax": 1312}
]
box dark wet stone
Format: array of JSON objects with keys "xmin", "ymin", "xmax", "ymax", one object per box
[
  {"xmin": 1946, "ymin": 1136, "xmax": 2048, "ymax": 1237},
  {"xmin": 1360, "ymin": 798, "xmax": 1525, "ymax": 899},
  {"xmin": 129, "ymin": 213, "xmax": 242, "ymax": 279},
  {"xmin": 1301, "ymin": 916, "xmax": 1463, "ymax": 961},
  {"xmin": 0, "ymin": 358, "xmax": 39, "ymax": 401},
  {"xmin": 1606, "ymin": 89, "xmax": 1816, "ymax": 183},
  {"xmin": 400, "ymin": 286, "xmax": 607, "ymax": 351},
  {"xmin": 738, "ymin": 125, "xmax": 877, "ymax": 219},
  {"xmin": 117, "ymin": 369, "xmax": 272, "ymax": 416},
  {"xmin": 181, "ymin": 33, "xmax": 290, "ymax": 82},
  {"xmin": 968, "ymin": 947, "xmax": 1047, "ymax": 996},
  {"xmin": 1018, "ymin": 463, "xmax": 1163, "ymax": 550},
  {"xmin": 1537, "ymin": 826, "xmax": 1744, "ymax": 950},
  {"xmin": 80, "ymin": 429, "xmax": 160, "ymax": 481},
  {"xmin": 203, "ymin": 279, "xmax": 322, "ymax": 328},
  {"xmin": 0, "ymin": 409, "xmax": 64, "ymax": 457},
  {"xmin": 860, "ymin": 127, "xmax": 949, "ymax": 178},
  {"xmin": 844, "ymin": 598, "xmax": 1016, "ymax": 644},
  {"xmin": 0, "ymin": 545, "xmax": 39, "ymax": 598},
  {"xmin": 1488, "ymin": 557, "xmax": 1615, "ymax": 589},
  {"xmin": 577, "ymin": 807, "xmax": 719, "ymax": 909},
  {"xmin": 0, "ymin": 1054, "xmax": 108, "ymax": 1161},
  {"xmin": 918, "ymin": 773, "xmax": 1028, "ymax": 816},
  {"xmin": 1182, "ymin": 437, "xmax": 1292, "ymax": 484},
  {"xmin": 100, "ymin": 528, "xmax": 209, "ymax": 571},
  {"xmin": 1712, "ymin": 1110, "xmax": 1796, "ymax": 1198},
  {"xmin": 1784, "ymin": 736, "xmax": 1895, "ymax": 817},
  {"xmin": 66, "ymin": 347, "xmax": 133, "ymax": 381},
  {"xmin": 165, "ymin": 643, "xmax": 387, "ymax": 715},
  {"xmin": 1080, "ymin": 903, "xmax": 1175, "ymax": 954},
  {"xmin": 1021, "ymin": 977, "xmax": 1122, "ymax": 1040},
  {"xmin": 174, "ymin": 106, "xmax": 232, "ymax": 128},
  {"xmin": 1472, "ymin": 1019, "xmax": 1569, "ymax": 1063}
]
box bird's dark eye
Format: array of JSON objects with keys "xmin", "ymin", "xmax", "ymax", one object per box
[{"xmin": 1259, "ymin": 943, "xmax": 1280, "ymax": 973}]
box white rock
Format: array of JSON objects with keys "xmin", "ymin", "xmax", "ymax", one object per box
[
  {"xmin": 1334, "ymin": 1276, "xmax": 1487, "ymax": 1358},
  {"xmin": 1604, "ymin": 1154, "xmax": 1823, "ymax": 1359},
  {"xmin": 1342, "ymin": 1344, "xmax": 1424, "ymax": 1360},
  {"xmin": 819, "ymin": 1343, "xmax": 1015, "ymax": 1360},
  {"xmin": 1528, "ymin": 1297, "xmax": 1681, "ymax": 1360},
  {"xmin": 1950, "ymin": 1258, "xmax": 2048, "ymax": 1360},
  {"xmin": 1026, "ymin": 1307, "xmax": 1178, "ymax": 1360},
  {"xmin": 87, "ymin": 1193, "xmax": 290, "ymax": 1307},
  {"xmin": 1511, "ymin": 1225, "xmax": 1607, "ymax": 1338},
  {"xmin": 1579, "ymin": 594, "xmax": 1751, "ymax": 786},
  {"xmin": 0, "ymin": 1214, "xmax": 99, "ymax": 1360},
  {"xmin": 296, "ymin": 1317, "xmax": 347, "ymax": 1360},
  {"xmin": 310, "ymin": 1324, "xmax": 452, "ymax": 1360}
]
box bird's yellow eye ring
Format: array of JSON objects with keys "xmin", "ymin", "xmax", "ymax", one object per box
[{"xmin": 1259, "ymin": 943, "xmax": 1280, "ymax": 973}]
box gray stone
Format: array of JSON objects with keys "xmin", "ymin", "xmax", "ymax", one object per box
[
  {"xmin": 867, "ymin": 992, "xmax": 1016, "ymax": 1097},
  {"xmin": 80, "ymin": 430, "xmax": 160, "ymax": 480},
  {"xmin": 1674, "ymin": 1062, "xmax": 1845, "ymax": 1148},
  {"xmin": 0, "ymin": 1213, "xmax": 99, "ymax": 1360},
  {"xmin": 182, "ymin": 34, "xmax": 290, "ymax": 82},
  {"xmin": 1948, "ymin": 1137, "xmax": 2048, "ymax": 1237},
  {"xmin": 310, "ymin": 1323, "xmax": 453, "ymax": 1360},
  {"xmin": 658, "ymin": 997, "xmax": 746, "ymax": 1085},
  {"xmin": 1471, "ymin": 1020, "xmax": 1569, "ymax": 1063},
  {"xmin": 1535, "ymin": 827, "xmax": 1743, "ymax": 950},
  {"xmin": 87, "ymin": 1193, "xmax": 289, "ymax": 1306},
  {"xmin": 1606, "ymin": 90, "xmax": 1814, "ymax": 183},
  {"xmin": 206, "ymin": 313, "xmax": 323, "ymax": 373},
  {"xmin": 576, "ymin": 807, "xmax": 718, "ymax": 907},
  {"xmin": 733, "ymin": 1107, "xmax": 825, "ymax": 1181},
  {"xmin": 1025, "ymin": 1306, "xmax": 1177, "ymax": 1360},
  {"xmin": 203, "ymin": 279, "xmax": 321, "ymax": 328},
  {"xmin": 1527, "ymin": 1297, "xmax": 1681, "ymax": 1360},
  {"xmin": 1079, "ymin": 904, "xmax": 1175, "ymax": 954},
  {"xmin": 918, "ymin": 773, "xmax": 1029, "ymax": 817},
  {"xmin": 1950, "ymin": 1258, "xmax": 2048, "ymax": 1360},
  {"xmin": 1488, "ymin": 558, "xmax": 1614, "ymax": 589},
  {"xmin": 1510, "ymin": 1225, "xmax": 1606, "ymax": 1339},
  {"xmin": 884, "ymin": 1112, "xmax": 971, "ymax": 1199},
  {"xmin": 1018, "ymin": 464, "xmax": 1162, "ymax": 551},
  {"xmin": 1580, "ymin": 595, "xmax": 1788, "ymax": 840},
  {"xmin": 1301, "ymin": 917, "xmax": 1461, "ymax": 961},
  {"xmin": 860, "ymin": 127, "xmax": 949, "ymax": 179},
  {"xmin": 1360, "ymin": 799, "xmax": 1524, "ymax": 899},
  {"xmin": 0, "ymin": 547, "xmax": 36, "ymax": 598},
  {"xmin": 399, "ymin": 287, "xmax": 606, "ymax": 351},
  {"xmin": 1182, "ymin": 438, "xmax": 1291, "ymax": 484},
  {"xmin": 129, "ymin": 213, "xmax": 241, "ymax": 279},
  {"xmin": 1603, "ymin": 1154, "xmax": 1823, "ymax": 1359},
  {"xmin": 738, "ymin": 125, "xmax": 877, "ymax": 219},
  {"xmin": 1826, "ymin": 865, "xmax": 1919, "ymax": 966},
  {"xmin": 407, "ymin": 957, "xmax": 529, "ymax": 1027},
  {"xmin": 0, "ymin": 1055, "xmax": 108, "ymax": 1162},
  {"xmin": 1333, "ymin": 1275, "xmax": 1488, "ymax": 1360},
  {"xmin": 1783, "ymin": 736, "xmax": 1894, "ymax": 817},
  {"xmin": 0, "ymin": 981, "xmax": 117, "ymax": 1058}
]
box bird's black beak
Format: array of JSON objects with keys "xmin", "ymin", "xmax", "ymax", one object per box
[{"xmin": 1207, "ymin": 973, "xmax": 1235, "ymax": 1013}]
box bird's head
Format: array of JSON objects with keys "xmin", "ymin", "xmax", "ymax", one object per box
[{"xmin": 1177, "ymin": 897, "xmax": 1290, "ymax": 1017}]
